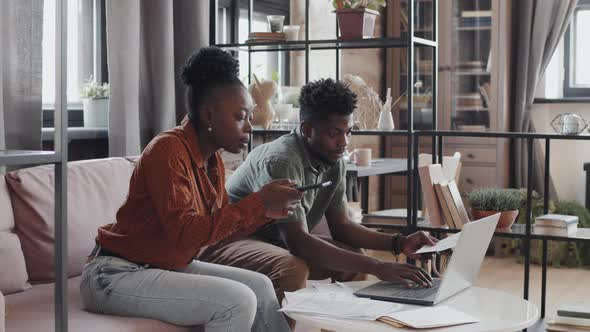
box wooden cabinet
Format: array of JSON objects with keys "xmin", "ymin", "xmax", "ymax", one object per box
[{"xmin": 384, "ymin": 0, "xmax": 512, "ymax": 209}]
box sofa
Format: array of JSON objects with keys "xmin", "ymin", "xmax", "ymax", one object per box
[
  {"xmin": 0, "ymin": 156, "xmax": 335, "ymax": 332},
  {"xmin": 0, "ymin": 157, "xmax": 194, "ymax": 332}
]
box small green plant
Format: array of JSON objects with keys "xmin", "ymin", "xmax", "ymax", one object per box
[
  {"xmin": 467, "ymin": 187, "xmax": 522, "ymax": 211},
  {"xmin": 80, "ymin": 77, "xmax": 109, "ymax": 100},
  {"xmin": 331, "ymin": 0, "xmax": 386, "ymax": 10}
]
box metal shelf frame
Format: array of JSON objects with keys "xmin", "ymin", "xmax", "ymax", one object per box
[{"xmin": 0, "ymin": 0, "xmax": 69, "ymax": 330}]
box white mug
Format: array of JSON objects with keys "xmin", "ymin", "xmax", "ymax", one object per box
[{"xmin": 350, "ymin": 148, "xmax": 371, "ymax": 167}]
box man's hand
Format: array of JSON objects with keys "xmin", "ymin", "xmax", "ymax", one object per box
[
  {"xmin": 257, "ymin": 179, "xmax": 303, "ymax": 219},
  {"xmin": 400, "ymin": 231, "xmax": 439, "ymax": 260},
  {"xmin": 371, "ymin": 260, "xmax": 433, "ymax": 288}
]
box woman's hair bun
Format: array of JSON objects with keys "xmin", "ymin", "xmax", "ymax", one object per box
[{"xmin": 180, "ymin": 46, "xmax": 240, "ymax": 86}]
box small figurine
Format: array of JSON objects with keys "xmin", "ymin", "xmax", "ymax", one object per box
[{"xmin": 249, "ymin": 74, "xmax": 277, "ymax": 129}]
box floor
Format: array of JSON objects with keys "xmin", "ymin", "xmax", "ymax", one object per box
[{"xmin": 293, "ymin": 251, "xmax": 590, "ymax": 332}]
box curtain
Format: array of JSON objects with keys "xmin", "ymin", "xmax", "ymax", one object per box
[
  {"xmin": 106, "ymin": 0, "xmax": 209, "ymax": 157},
  {"xmin": 512, "ymin": 0, "xmax": 578, "ymax": 199},
  {"xmin": 0, "ymin": 0, "xmax": 43, "ymax": 159}
]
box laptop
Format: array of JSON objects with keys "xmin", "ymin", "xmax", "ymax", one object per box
[{"xmin": 354, "ymin": 213, "xmax": 500, "ymax": 306}]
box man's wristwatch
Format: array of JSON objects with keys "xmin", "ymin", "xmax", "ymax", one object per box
[{"xmin": 390, "ymin": 233, "xmax": 404, "ymax": 256}]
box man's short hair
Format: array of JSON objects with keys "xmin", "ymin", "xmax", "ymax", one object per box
[{"xmin": 298, "ymin": 78, "xmax": 357, "ymax": 123}]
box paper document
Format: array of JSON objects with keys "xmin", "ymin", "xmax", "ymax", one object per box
[
  {"xmin": 379, "ymin": 306, "xmax": 479, "ymax": 328},
  {"xmin": 415, "ymin": 232, "xmax": 461, "ymax": 254},
  {"xmin": 281, "ymin": 291, "xmax": 402, "ymax": 321},
  {"xmin": 312, "ymin": 281, "xmax": 354, "ymax": 296}
]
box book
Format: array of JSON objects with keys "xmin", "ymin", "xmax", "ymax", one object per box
[
  {"xmin": 457, "ymin": 125, "xmax": 487, "ymax": 132},
  {"xmin": 248, "ymin": 32, "xmax": 285, "ymax": 39},
  {"xmin": 418, "ymin": 164, "xmax": 446, "ymax": 227},
  {"xmin": 534, "ymin": 224, "xmax": 578, "ymax": 236},
  {"xmin": 447, "ymin": 180, "xmax": 470, "ymax": 227},
  {"xmin": 438, "ymin": 181, "xmax": 464, "ymax": 229},
  {"xmin": 547, "ymin": 322, "xmax": 590, "ymax": 332},
  {"xmin": 461, "ymin": 10, "xmax": 492, "ymax": 18},
  {"xmin": 479, "ymin": 83, "xmax": 491, "ymax": 108},
  {"xmin": 535, "ymin": 214, "xmax": 579, "ymax": 227},
  {"xmin": 554, "ymin": 315, "xmax": 590, "ymax": 328},
  {"xmin": 558, "ymin": 305, "xmax": 590, "ymax": 320},
  {"xmin": 434, "ymin": 183, "xmax": 455, "ymax": 228},
  {"xmin": 377, "ymin": 306, "xmax": 479, "ymax": 329},
  {"xmin": 246, "ymin": 32, "xmax": 286, "ymax": 44}
]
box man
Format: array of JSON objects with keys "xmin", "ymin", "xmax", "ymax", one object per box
[{"xmin": 198, "ymin": 78, "xmax": 437, "ymax": 302}]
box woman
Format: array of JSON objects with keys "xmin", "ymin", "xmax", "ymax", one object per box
[{"xmin": 80, "ymin": 47, "xmax": 302, "ymax": 332}]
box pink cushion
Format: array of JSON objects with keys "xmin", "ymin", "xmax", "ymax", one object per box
[
  {"xmin": 5, "ymin": 276, "xmax": 193, "ymax": 332},
  {"xmin": 0, "ymin": 177, "xmax": 30, "ymax": 294},
  {"xmin": 5, "ymin": 158, "xmax": 135, "ymax": 283}
]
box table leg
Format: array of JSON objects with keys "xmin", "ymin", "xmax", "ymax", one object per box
[
  {"xmin": 541, "ymin": 239, "xmax": 547, "ymax": 318},
  {"xmin": 361, "ymin": 177, "xmax": 369, "ymax": 213}
]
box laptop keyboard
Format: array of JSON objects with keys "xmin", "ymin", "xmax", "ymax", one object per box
[{"xmin": 390, "ymin": 278, "xmax": 442, "ymax": 299}]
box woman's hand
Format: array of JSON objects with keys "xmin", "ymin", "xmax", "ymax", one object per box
[
  {"xmin": 371, "ymin": 260, "xmax": 433, "ymax": 288},
  {"xmin": 258, "ymin": 179, "xmax": 303, "ymax": 219}
]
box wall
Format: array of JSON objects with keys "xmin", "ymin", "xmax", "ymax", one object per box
[{"xmin": 530, "ymin": 103, "xmax": 590, "ymax": 205}]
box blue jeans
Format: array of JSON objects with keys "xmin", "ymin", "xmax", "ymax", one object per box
[{"xmin": 80, "ymin": 256, "xmax": 291, "ymax": 332}]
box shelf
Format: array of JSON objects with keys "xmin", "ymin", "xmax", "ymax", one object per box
[
  {"xmin": 252, "ymin": 129, "xmax": 413, "ymax": 136},
  {"xmin": 454, "ymin": 107, "xmax": 489, "ymax": 111},
  {"xmin": 457, "ymin": 26, "xmax": 492, "ymax": 31},
  {"xmin": 362, "ymin": 214, "xmax": 590, "ymax": 243},
  {"xmin": 215, "ymin": 35, "xmax": 438, "ymax": 52},
  {"xmin": 416, "ymin": 130, "xmax": 590, "ymax": 140},
  {"xmin": 0, "ymin": 150, "xmax": 60, "ymax": 166},
  {"xmin": 42, "ymin": 127, "xmax": 108, "ymax": 141},
  {"xmin": 217, "ymin": 37, "xmax": 407, "ymax": 52},
  {"xmin": 453, "ymin": 71, "xmax": 490, "ymax": 76},
  {"xmin": 216, "ymin": 40, "xmax": 307, "ymax": 52}
]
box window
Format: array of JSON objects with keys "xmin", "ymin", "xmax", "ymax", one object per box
[
  {"xmin": 42, "ymin": 0, "xmax": 106, "ymax": 109},
  {"xmin": 564, "ymin": 0, "xmax": 590, "ymax": 97}
]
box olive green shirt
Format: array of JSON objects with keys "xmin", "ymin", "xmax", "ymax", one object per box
[{"xmin": 226, "ymin": 126, "xmax": 347, "ymax": 247}]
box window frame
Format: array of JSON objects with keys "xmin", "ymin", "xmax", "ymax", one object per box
[
  {"xmin": 564, "ymin": 0, "xmax": 590, "ymax": 98},
  {"xmin": 43, "ymin": 0, "xmax": 107, "ymax": 127}
]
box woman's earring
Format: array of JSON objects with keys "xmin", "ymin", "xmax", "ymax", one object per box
[{"xmin": 208, "ymin": 123, "xmax": 213, "ymax": 132}]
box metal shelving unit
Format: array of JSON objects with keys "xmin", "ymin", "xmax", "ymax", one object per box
[
  {"xmin": 0, "ymin": 0, "xmax": 69, "ymax": 330},
  {"xmin": 210, "ymin": 0, "xmax": 589, "ymax": 328}
]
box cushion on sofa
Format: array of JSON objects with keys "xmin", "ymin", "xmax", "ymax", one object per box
[
  {"xmin": 0, "ymin": 177, "xmax": 31, "ymax": 295},
  {"xmin": 5, "ymin": 158, "xmax": 135, "ymax": 283},
  {"xmin": 5, "ymin": 276, "xmax": 193, "ymax": 332}
]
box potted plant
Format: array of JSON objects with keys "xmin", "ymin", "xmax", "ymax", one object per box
[
  {"xmin": 330, "ymin": 0, "xmax": 386, "ymax": 39},
  {"xmin": 467, "ymin": 187, "xmax": 522, "ymax": 229},
  {"xmin": 80, "ymin": 78, "xmax": 109, "ymax": 127}
]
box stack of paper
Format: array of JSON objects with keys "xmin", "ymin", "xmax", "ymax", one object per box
[{"xmin": 280, "ymin": 291, "xmax": 402, "ymax": 321}]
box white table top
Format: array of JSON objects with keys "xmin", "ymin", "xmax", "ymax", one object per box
[{"xmin": 284, "ymin": 281, "xmax": 539, "ymax": 332}]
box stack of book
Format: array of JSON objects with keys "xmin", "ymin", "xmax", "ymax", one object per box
[
  {"xmin": 418, "ymin": 164, "xmax": 470, "ymax": 229},
  {"xmin": 456, "ymin": 93, "xmax": 484, "ymax": 108},
  {"xmin": 547, "ymin": 305, "xmax": 590, "ymax": 331},
  {"xmin": 534, "ymin": 214, "xmax": 579, "ymax": 236},
  {"xmin": 460, "ymin": 10, "xmax": 492, "ymax": 27},
  {"xmin": 246, "ymin": 32, "xmax": 285, "ymax": 43},
  {"xmin": 457, "ymin": 60, "xmax": 487, "ymax": 72}
]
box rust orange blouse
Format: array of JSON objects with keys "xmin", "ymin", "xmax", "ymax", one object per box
[{"xmin": 97, "ymin": 116, "xmax": 268, "ymax": 270}]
